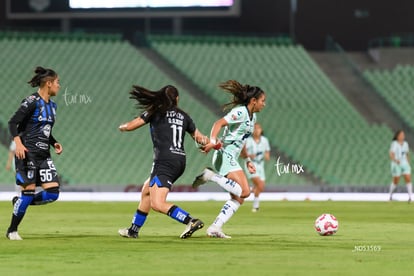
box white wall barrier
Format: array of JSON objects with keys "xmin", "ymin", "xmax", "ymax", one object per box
[{"xmin": 0, "ymin": 192, "xmax": 410, "ymax": 202}]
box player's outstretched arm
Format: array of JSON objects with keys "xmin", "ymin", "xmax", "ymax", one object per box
[{"xmin": 119, "ymin": 117, "xmax": 146, "ymax": 132}]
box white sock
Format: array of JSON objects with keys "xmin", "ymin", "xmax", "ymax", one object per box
[
  {"xmin": 212, "ymin": 199, "xmax": 240, "ymax": 229},
  {"xmin": 406, "ymin": 183, "xmax": 412, "ymax": 198},
  {"xmin": 210, "ymin": 174, "xmax": 242, "ymax": 197},
  {"xmin": 253, "ymin": 197, "xmax": 260, "ymax": 209},
  {"xmin": 389, "ymin": 183, "xmax": 397, "ymax": 195}
]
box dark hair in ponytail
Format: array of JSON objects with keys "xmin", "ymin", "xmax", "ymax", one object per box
[
  {"xmin": 219, "ymin": 80, "xmax": 264, "ymax": 110},
  {"xmin": 27, "ymin": 66, "xmax": 58, "ymax": 87},
  {"xmin": 129, "ymin": 85, "xmax": 180, "ymax": 116},
  {"xmin": 392, "ymin": 130, "xmax": 404, "ymax": 141}
]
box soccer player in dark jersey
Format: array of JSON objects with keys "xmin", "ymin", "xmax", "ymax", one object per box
[
  {"xmin": 6, "ymin": 66, "xmax": 63, "ymax": 240},
  {"xmin": 118, "ymin": 84, "xmax": 210, "ymax": 239}
]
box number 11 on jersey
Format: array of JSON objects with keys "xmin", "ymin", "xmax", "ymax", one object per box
[{"xmin": 171, "ymin": 124, "xmax": 183, "ymax": 148}]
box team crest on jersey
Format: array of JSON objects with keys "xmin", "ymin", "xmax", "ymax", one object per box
[
  {"xmin": 42, "ymin": 124, "xmax": 51, "ymax": 137},
  {"xmin": 27, "ymin": 170, "xmax": 34, "ymax": 179}
]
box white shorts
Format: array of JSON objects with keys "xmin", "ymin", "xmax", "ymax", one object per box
[
  {"xmin": 391, "ymin": 162, "xmax": 411, "ymax": 177},
  {"xmin": 212, "ymin": 149, "xmax": 242, "ymax": 176}
]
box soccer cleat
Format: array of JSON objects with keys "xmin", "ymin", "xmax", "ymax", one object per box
[
  {"xmin": 180, "ymin": 218, "xmax": 204, "ymax": 239},
  {"xmin": 192, "ymin": 168, "xmax": 215, "ymax": 188},
  {"xmin": 6, "ymin": 231, "xmax": 22, "ymax": 240},
  {"xmin": 12, "ymin": 196, "xmax": 18, "ymax": 206},
  {"xmin": 252, "ymin": 208, "xmax": 259, "ymax": 213},
  {"xmin": 206, "ymin": 225, "xmax": 231, "ymax": 239},
  {"xmin": 118, "ymin": 228, "xmax": 138, "ymax": 238}
]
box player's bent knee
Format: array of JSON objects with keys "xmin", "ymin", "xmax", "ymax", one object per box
[
  {"xmin": 240, "ymin": 190, "xmax": 251, "ymax": 198},
  {"xmin": 44, "ymin": 186, "xmax": 60, "ymax": 202}
]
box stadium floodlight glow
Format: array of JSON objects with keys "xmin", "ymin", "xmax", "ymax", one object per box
[
  {"xmin": 69, "ymin": 0, "xmax": 234, "ymax": 9},
  {"xmin": 6, "ymin": 0, "xmax": 240, "ymax": 19}
]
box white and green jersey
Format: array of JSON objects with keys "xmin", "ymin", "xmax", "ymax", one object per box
[
  {"xmin": 221, "ymin": 105, "xmax": 256, "ymax": 158},
  {"xmin": 390, "ymin": 140, "xmax": 409, "ymax": 165},
  {"xmin": 245, "ymin": 136, "xmax": 270, "ymax": 165}
]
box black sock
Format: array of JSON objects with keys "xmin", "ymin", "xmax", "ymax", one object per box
[
  {"xmin": 8, "ymin": 215, "xmax": 24, "ymax": 233},
  {"xmin": 129, "ymin": 224, "xmax": 140, "ymax": 233}
]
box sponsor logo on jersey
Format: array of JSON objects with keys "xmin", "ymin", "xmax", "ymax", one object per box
[
  {"xmin": 38, "ymin": 115, "xmax": 54, "ymax": 122},
  {"xmin": 231, "ymin": 111, "xmax": 243, "ymax": 120},
  {"xmin": 36, "ymin": 142, "xmax": 49, "ymax": 150},
  {"xmin": 42, "ymin": 124, "xmax": 51, "ymax": 137}
]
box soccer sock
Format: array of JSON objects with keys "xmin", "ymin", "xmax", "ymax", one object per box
[
  {"xmin": 167, "ymin": 205, "xmax": 192, "ymax": 224},
  {"xmin": 253, "ymin": 197, "xmax": 260, "ymax": 209},
  {"xmin": 130, "ymin": 209, "xmax": 148, "ymax": 233},
  {"xmin": 31, "ymin": 187, "xmax": 60, "ymax": 205},
  {"xmin": 212, "ymin": 199, "xmax": 240, "ymax": 229},
  {"xmin": 389, "ymin": 183, "xmax": 397, "ymax": 195},
  {"xmin": 406, "ymin": 183, "xmax": 412, "ymax": 198},
  {"xmin": 210, "ymin": 174, "xmax": 242, "ymax": 197},
  {"xmin": 8, "ymin": 190, "xmax": 35, "ymax": 232}
]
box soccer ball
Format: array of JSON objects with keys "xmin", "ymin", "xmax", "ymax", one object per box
[{"xmin": 314, "ymin": 214, "xmax": 338, "ymax": 236}]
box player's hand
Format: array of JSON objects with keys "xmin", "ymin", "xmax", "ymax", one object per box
[
  {"xmin": 200, "ymin": 141, "xmax": 222, "ymax": 154},
  {"xmin": 119, "ymin": 123, "xmax": 128, "ymax": 132},
  {"xmin": 5, "ymin": 164, "xmax": 11, "ymax": 171},
  {"xmin": 247, "ymin": 161, "xmax": 256, "ymax": 174},
  {"xmin": 15, "ymin": 143, "xmax": 28, "ymax": 160},
  {"xmin": 54, "ymin": 143, "xmax": 63, "ymax": 155}
]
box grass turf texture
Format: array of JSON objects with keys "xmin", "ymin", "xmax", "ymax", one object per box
[{"xmin": 0, "ymin": 201, "xmax": 413, "ymax": 275}]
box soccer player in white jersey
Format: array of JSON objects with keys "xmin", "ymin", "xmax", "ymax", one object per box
[
  {"xmin": 389, "ymin": 130, "xmax": 412, "ymax": 202},
  {"xmin": 193, "ymin": 80, "xmax": 266, "ymax": 238},
  {"xmin": 242, "ymin": 123, "xmax": 270, "ymax": 212}
]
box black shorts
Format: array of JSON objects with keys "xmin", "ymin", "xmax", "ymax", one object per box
[
  {"xmin": 15, "ymin": 155, "xmax": 59, "ymax": 186},
  {"xmin": 149, "ymin": 159, "xmax": 185, "ymax": 190}
]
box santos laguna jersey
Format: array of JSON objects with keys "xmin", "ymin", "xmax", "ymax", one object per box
[
  {"xmin": 141, "ymin": 108, "xmax": 196, "ymax": 161},
  {"xmin": 9, "ymin": 93, "xmax": 57, "ymax": 158},
  {"xmin": 222, "ymin": 105, "xmax": 256, "ymax": 157},
  {"xmin": 245, "ymin": 136, "xmax": 270, "ymax": 165},
  {"xmin": 390, "ymin": 140, "xmax": 409, "ymax": 165}
]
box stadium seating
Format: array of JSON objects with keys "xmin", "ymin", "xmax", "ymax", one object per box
[
  {"xmin": 0, "ymin": 32, "xmax": 304, "ymax": 186},
  {"xmin": 364, "ymin": 65, "xmax": 414, "ymax": 129},
  {"xmin": 150, "ymin": 36, "xmax": 393, "ymax": 185},
  {"xmin": 0, "ymin": 34, "xmax": 211, "ymax": 186}
]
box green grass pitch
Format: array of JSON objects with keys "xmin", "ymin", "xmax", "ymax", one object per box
[{"xmin": 0, "ymin": 200, "xmax": 413, "ymax": 275}]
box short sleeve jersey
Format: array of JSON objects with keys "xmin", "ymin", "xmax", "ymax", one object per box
[
  {"xmin": 245, "ymin": 136, "xmax": 270, "ymax": 164},
  {"xmin": 222, "ymin": 105, "xmax": 256, "ymax": 157},
  {"xmin": 8, "ymin": 93, "xmax": 57, "ymax": 158},
  {"xmin": 390, "ymin": 141, "xmax": 409, "ymax": 165},
  {"xmin": 141, "ymin": 108, "xmax": 196, "ymax": 161}
]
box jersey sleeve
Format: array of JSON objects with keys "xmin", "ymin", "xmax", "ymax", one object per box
[
  {"xmin": 185, "ymin": 114, "xmax": 196, "ymax": 134},
  {"xmin": 223, "ymin": 106, "xmax": 247, "ymax": 124},
  {"xmin": 8, "ymin": 96, "xmax": 37, "ymax": 137},
  {"xmin": 139, "ymin": 111, "xmax": 151, "ymax": 123}
]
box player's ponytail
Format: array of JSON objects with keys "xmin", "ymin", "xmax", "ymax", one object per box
[
  {"xmin": 129, "ymin": 85, "xmax": 180, "ymax": 116},
  {"xmin": 219, "ymin": 80, "xmax": 264, "ymax": 110},
  {"xmin": 27, "ymin": 66, "xmax": 58, "ymax": 87}
]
